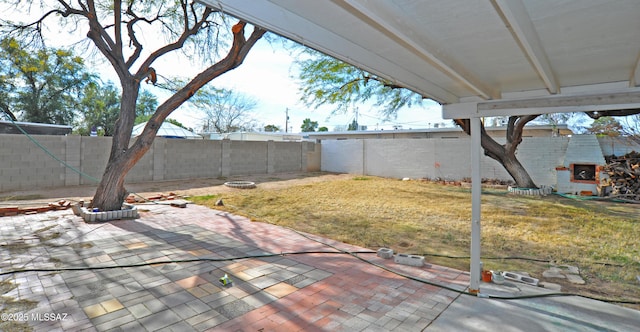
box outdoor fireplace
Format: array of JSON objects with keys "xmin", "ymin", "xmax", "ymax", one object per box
[
  {"xmin": 571, "ymin": 164, "xmax": 597, "ymax": 182},
  {"xmin": 556, "ymin": 135, "xmax": 606, "ymax": 195}
]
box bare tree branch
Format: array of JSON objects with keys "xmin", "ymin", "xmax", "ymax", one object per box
[
  {"xmin": 505, "ymin": 115, "xmax": 538, "ymax": 154},
  {"xmin": 132, "ymin": 7, "xmax": 216, "ymax": 83},
  {"xmin": 364, "ymin": 75, "xmax": 406, "ymax": 89},
  {"xmin": 337, "ymin": 75, "xmax": 405, "ymax": 92},
  {"xmin": 1, "ymin": 8, "xmax": 64, "ymax": 47},
  {"xmin": 113, "ymin": 0, "xmax": 123, "ymax": 59},
  {"xmin": 133, "ymin": 21, "xmax": 266, "ymax": 148}
]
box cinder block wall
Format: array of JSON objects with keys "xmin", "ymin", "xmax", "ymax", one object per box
[
  {"xmin": 321, "ymin": 140, "xmax": 365, "ymax": 174},
  {"xmin": 0, "ymin": 135, "xmax": 320, "ymax": 192},
  {"xmin": 79, "ymin": 136, "xmax": 111, "ymax": 184},
  {"xmin": 305, "ymin": 142, "xmax": 321, "ymax": 172},
  {"xmin": 598, "ymin": 137, "xmax": 639, "ymax": 156},
  {"xmin": 270, "ymin": 141, "xmax": 307, "ymax": 174},
  {"xmin": 154, "ymin": 139, "xmax": 222, "ymax": 181},
  {"xmin": 320, "ymin": 136, "xmax": 572, "ymax": 186},
  {"xmin": 229, "ymin": 141, "xmax": 268, "ymax": 175},
  {"xmin": 515, "ymin": 137, "xmax": 569, "ymax": 186},
  {"xmin": 3, "ymin": 133, "xmax": 637, "ymax": 193},
  {"xmin": 0, "ymin": 134, "xmax": 67, "ymax": 189}
]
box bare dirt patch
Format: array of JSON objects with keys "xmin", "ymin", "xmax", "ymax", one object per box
[{"xmin": 0, "ymin": 172, "xmax": 351, "ymax": 205}]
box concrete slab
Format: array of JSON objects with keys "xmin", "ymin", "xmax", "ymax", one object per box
[{"xmin": 427, "ymin": 283, "xmax": 640, "ymax": 332}]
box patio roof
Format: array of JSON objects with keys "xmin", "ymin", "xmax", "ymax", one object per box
[
  {"xmin": 201, "ymin": 0, "xmax": 640, "ymax": 119},
  {"xmin": 200, "ymin": 0, "xmax": 640, "ymax": 294}
]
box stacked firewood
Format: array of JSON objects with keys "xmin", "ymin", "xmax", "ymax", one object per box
[{"xmin": 601, "ymin": 152, "xmax": 640, "ymax": 201}]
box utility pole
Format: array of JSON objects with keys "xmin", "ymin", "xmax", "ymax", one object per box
[
  {"xmin": 355, "ymin": 107, "xmax": 359, "ymax": 131},
  {"xmin": 285, "ymin": 108, "xmax": 289, "ymax": 133}
]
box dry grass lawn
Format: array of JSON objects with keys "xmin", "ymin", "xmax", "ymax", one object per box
[{"xmin": 192, "ymin": 175, "xmax": 640, "ymax": 306}]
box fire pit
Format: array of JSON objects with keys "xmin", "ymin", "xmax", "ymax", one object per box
[{"xmin": 224, "ymin": 181, "xmax": 256, "ymax": 189}]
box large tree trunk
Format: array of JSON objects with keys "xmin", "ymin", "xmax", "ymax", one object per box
[
  {"xmin": 91, "ymin": 22, "xmax": 265, "ymax": 212},
  {"xmin": 455, "ymin": 115, "xmax": 539, "ymax": 188},
  {"xmin": 499, "ymin": 149, "xmax": 537, "ymax": 188},
  {"xmin": 91, "ymin": 79, "xmax": 140, "ymax": 211}
]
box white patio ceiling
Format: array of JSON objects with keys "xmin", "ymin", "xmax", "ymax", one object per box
[
  {"xmin": 200, "ymin": 0, "xmax": 640, "ymax": 294},
  {"xmin": 201, "ymin": 0, "xmax": 640, "ymax": 119}
]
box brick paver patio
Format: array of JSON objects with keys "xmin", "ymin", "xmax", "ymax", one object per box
[{"xmin": 0, "ymin": 203, "xmax": 470, "ymax": 331}]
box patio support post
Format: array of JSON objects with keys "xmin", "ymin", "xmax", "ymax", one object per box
[{"xmin": 469, "ymin": 116, "xmax": 482, "ymax": 294}]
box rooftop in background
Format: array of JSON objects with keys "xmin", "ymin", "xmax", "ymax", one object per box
[
  {"xmin": 307, "ymin": 124, "xmax": 572, "ymax": 141},
  {"xmin": 132, "ymin": 121, "xmax": 203, "ymax": 139},
  {"xmin": 0, "ymin": 120, "xmax": 72, "ymax": 136},
  {"xmin": 204, "ymin": 131, "xmax": 303, "ymax": 141}
]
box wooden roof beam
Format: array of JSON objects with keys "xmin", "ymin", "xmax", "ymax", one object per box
[
  {"xmin": 444, "ymin": 89, "xmax": 640, "ymax": 118},
  {"xmin": 491, "ymin": 0, "xmax": 559, "ymax": 94},
  {"xmin": 631, "ymin": 51, "xmax": 640, "ymax": 87}
]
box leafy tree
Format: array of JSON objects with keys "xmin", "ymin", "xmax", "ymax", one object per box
[
  {"xmin": 0, "ymin": 37, "xmax": 94, "ymax": 125},
  {"xmin": 318, "ymin": 126, "xmax": 328, "ymax": 132},
  {"xmin": 136, "ymin": 90, "xmax": 159, "ymax": 119},
  {"xmin": 620, "ymin": 114, "xmax": 640, "ymax": 144},
  {"xmin": 587, "ymin": 116, "xmax": 623, "ymax": 137},
  {"xmin": 132, "ymin": 90, "xmax": 160, "ymax": 125},
  {"xmin": 585, "ymin": 110, "xmax": 640, "ymax": 144},
  {"xmin": 0, "ymin": 63, "xmax": 13, "ymax": 120},
  {"xmin": 75, "ymin": 81, "xmax": 120, "ymax": 136},
  {"xmin": 2, "ymin": 1, "xmax": 265, "ymax": 211},
  {"xmin": 190, "ymin": 86, "xmax": 258, "ymax": 133},
  {"xmin": 301, "ymin": 118, "xmax": 318, "ymax": 132},
  {"xmin": 297, "ymin": 50, "xmax": 422, "ymax": 118},
  {"xmin": 166, "ymin": 118, "xmax": 190, "ymax": 130},
  {"xmin": 134, "ymin": 114, "xmax": 153, "ymax": 126},
  {"xmin": 537, "ymin": 113, "xmax": 572, "ymax": 128},
  {"xmin": 264, "ymin": 124, "xmax": 280, "ymax": 132},
  {"xmin": 76, "ymin": 82, "xmax": 158, "ymax": 136},
  {"xmin": 74, "ymin": 81, "xmax": 159, "ymax": 135},
  {"xmin": 0, "ymin": 109, "xmax": 16, "ymax": 121}
]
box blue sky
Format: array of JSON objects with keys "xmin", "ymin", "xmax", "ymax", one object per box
[{"xmin": 143, "ymin": 36, "xmax": 448, "ymax": 133}]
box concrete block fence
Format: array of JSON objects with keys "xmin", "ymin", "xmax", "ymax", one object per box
[
  {"xmin": 598, "ymin": 136, "xmax": 640, "ymax": 156},
  {"xmin": 0, "ymin": 134, "xmax": 320, "ymax": 192},
  {"xmin": 319, "ymin": 136, "xmax": 639, "ymax": 187},
  {"xmin": 320, "ymin": 136, "xmax": 571, "ymax": 187},
  {"xmin": 1, "ymin": 133, "xmax": 638, "ymax": 193}
]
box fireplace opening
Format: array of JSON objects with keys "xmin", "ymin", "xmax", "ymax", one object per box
[{"xmin": 571, "ymin": 164, "xmax": 596, "ymax": 182}]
